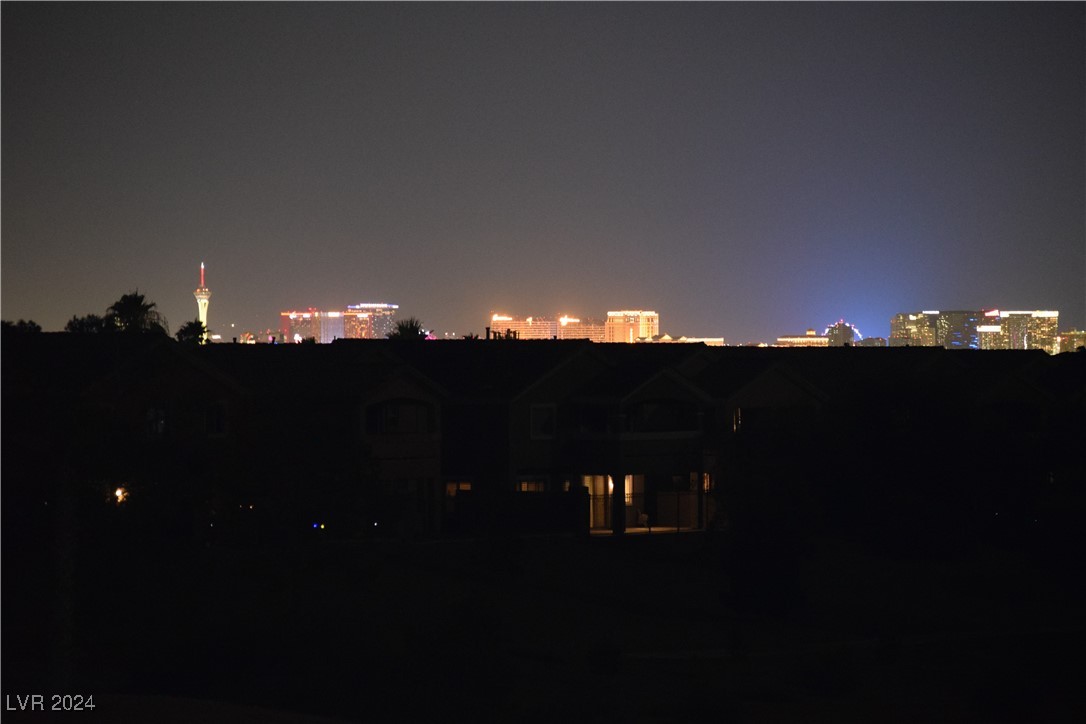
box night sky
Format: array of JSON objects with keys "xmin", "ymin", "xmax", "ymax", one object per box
[{"xmin": 3, "ymin": 3, "xmax": 1083, "ymax": 343}]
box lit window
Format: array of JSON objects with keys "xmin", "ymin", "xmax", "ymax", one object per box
[{"xmin": 445, "ymin": 481, "xmax": 471, "ymax": 497}]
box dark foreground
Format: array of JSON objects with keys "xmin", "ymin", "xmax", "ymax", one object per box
[{"xmin": 4, "ymin": 530, "xmax": 1084, "ymax": 723}]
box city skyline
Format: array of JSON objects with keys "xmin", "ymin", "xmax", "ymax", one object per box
[
  {"xmin": 3, "ymin": 3, "xmax": 1083, "ymax": 343},
  {"xmin": 265, "ymin": 299, "xmax": 1073, "ymax": 349}
]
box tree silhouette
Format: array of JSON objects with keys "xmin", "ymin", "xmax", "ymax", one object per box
[
  {"xmin": 65, "ymin": 314, "xmax": 114, "ymax": 334},
  {"xmin": 107, "ymin": 292, "xmax": 169, "ymax": 335},
  {"xmin": 387, "ymin": 317, "xmax": 427, "ymax": 340},
  {"xmin": 2, "ymin": 319, "xmax": 42, "ymax": 335},
  {"xmin": 175, "ymin": 319, "xmax": 207, "ymax": 344}
]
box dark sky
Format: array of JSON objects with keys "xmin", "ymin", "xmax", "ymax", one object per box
[{"xmin": 3, "ymin": 3, "xmax": 1083, "ymax": 342}]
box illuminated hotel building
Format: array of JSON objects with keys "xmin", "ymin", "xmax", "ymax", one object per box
[
  {"xmin": 775, "ymin": 329, "xmax": 829, "ymax": 347},
  {"xmin": 604, "ymin": 310, "xmax": 659, "ymax": 343},
  {"xmin": 279, "ymin": 309, "xmax": 343, "ymax": 344},
  {"xmin": 342, "ymin": 310, "xmax": 374, "ymax": 339},
  {"xmin": 556, "ymin": 315, "xmax": 606, "ymax": 342},
  {"xmin": 1057, "ymin": 329, "xmax": 1086, "ymax": 354},
  {"xmin": 346, "ymin": 303, "xmax": 399, "ymax": 339},
  {"xmin": 1023, "ymin": 311, "xmax": 1058, "ymax": 354},
  {"xmin": 977, "ymin": 322, "xmax": 1004, "ymax": 350},
  {"xmin": 489, "ymin": 314, "xmax": 558, "ymax": 340},
  {"xmin": 889, "ymin": 312, "xmax": 938, "ymax": 347},
  {"xmin": 891, "ymin": 309, "xmax": 1043, "ymax": 351},
  {"xmin": 825, "ymin": 320, "xmax": 860, "ymax": 347},
  {"xmin": 978, "ymin": 310, "xmax": 1060, "ymax": 354},
  {"xmin": 642, "ymin": 334, "xmax": 726, "ymax": 346},
  {"xmin": 279, "ymin": 303, "xmax": 399, "ymax": 342},
  {"xmin": 934, "ymin": 310, "xmax": 981, "ymax": 349}
]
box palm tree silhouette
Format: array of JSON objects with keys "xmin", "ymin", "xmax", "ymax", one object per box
[
  {"xmin": 387, "ymin": 317, "xmax": 427, "ymax": 340},
  {"xmin": 175, "ymin": 319, "xmax": 207, "ymax": 344},
  {"xmin": 107, "ymin": 292, "xmax": 169, "ymax": 335}
]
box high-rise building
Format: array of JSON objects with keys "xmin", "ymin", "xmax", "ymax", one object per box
[
  {"xmin": 934, "ymin": 310, "xmax": 982, "ymax": 349},
  {"xmin": 978, "ymin": 309, "xmax": 1008, "ymax": 350},
  {"xmin": 978, "ymin": 316, "xmax": 1005, "ymax": 351},
  {"xmin": 280, "ymin": 309, "xmax": 339, "ymax": 343},
  {"xmin": 775, "ymin": 329, "xmax": 829, "ymax": 347},
  {"xmin": 489, "ymin": 314, "xmax": 558, "ymax": 340},
  {"xmin": 346, "ymin": 303, "xmax": 399, "ymax": 339},
  {"xmin": 993, "ymin": 310, "xmax": 1059, "ymax": 354},
  {"xmin": 342, "ymin": 310, "xmax": 374, "ymax": 339},
  {"xmin": 1025, "ymin": 311, "xmax": 1059, "ymax": 355},
  {"xmin": 890, "ymin": 309, "xmax": 1036, "ymax": 350},
  {"xmin": 825, "ymin": 320, "xmax": 860, "ymax": 346},
  {"xmin": 279, "ymin": 304, "xmax": 398, "ymax": 342},
  {"xmin": 889, "ymin": 312, "xmax": 938, "ymax": 347},
  {"xmin": 1057, "ymin": 329, "xmax": 1086, "ymax": 354},
  {"xmin": 604, "ymin": 310, "xmax": 659, "ymax": 343},
  {"xmin": 556, "ymin": 315, "xmax": 606, "ymax": 342},
  {"xmin": 976, "ymin": 310, "xmax": 1059, "ymax": 354},
  {"xmin": 193, "ymin": 262, "xmax": 211, "ymax": 342},
  {"xmin": 318, "ymin": 312, "xmax": 344, "ymax": 343}
]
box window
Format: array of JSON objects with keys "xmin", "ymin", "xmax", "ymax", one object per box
[
  {"xmin": 530, "ymin": 404, "xmax": 556, "ymax": 439},
  {"xmin": 668, "ymin": 474, "xmax": 691, "ymax": 492},
  {"xmin": 445, "ymin": 481, "xmax": 472, "ymax": 497},
  {"xmin": 367, "ymin": 398, "xmax": 435, "ymax": 435},
  {"xmin": 628, "ymin": 400, "xmax": 697, "ymax": 432},
  {"xmin": 517, "ymin": 479, "xmax": 546, "ymax": 493}
]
